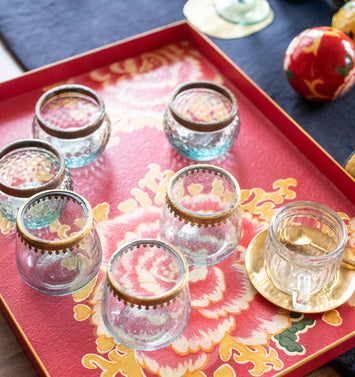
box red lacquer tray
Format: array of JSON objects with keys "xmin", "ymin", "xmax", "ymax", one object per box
[{"xmin": 0, "ymin": 21, "xmax": 354, "ymax": 377}]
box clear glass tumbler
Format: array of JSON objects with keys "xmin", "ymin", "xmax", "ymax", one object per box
[
  {"xmin": 16, "ymin": 190, "xmax": 102, "ymax": 295},
  {"xmin": 159, "ymin": 164, "xmax": 242, "ymax": 266},
  {"xmin": 101, "ymin": 239, "xmax": 190, "ymax": 350},
  {"xmin": 265, "ymin": 201, "xmax": 348, "ymax": 312},
  {"xmin": 163, "ymin": 81, "xmax": 240, "ymax": 161},
  {"xmin": 32, "ymin": 84, "xmax": 111, "ymax": 168},
  {"xmin": 0, "ymin": 139, "xmax": 73, "ymax": 223}
]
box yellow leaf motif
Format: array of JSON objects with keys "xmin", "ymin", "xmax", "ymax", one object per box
[
  {"xmin": 220, "ymin": 335, "xmax": 283, "ymax": 376},
  {"xmin": 241, "ymin": 178, "xmax": 297, "ymax": 222},
  {"xmin": 89, "ymin": 69, "xmax": 112, "ymax": 82},
  {"xmin": 214, "ymin": 364, "xmax": 235, "ymax": 377},
  {"xmin": 74, "ymin": 304, "xmax": 92, "ymax": 321},
  {"xmin": 117, "ymin": 164, "xmax": 174, "ymax": 213},
  {"xmin": 0, "ymin": 214, "xmax": 15, "ymax": 234},
  {"xmin": 322, "ymin": 310, "xmax": 343, "ymax": 326},
  {"xmin": 72, "ymin": 276, "xmax": 98, "ymax": 302},
  {"xmin": 96, "ymin": 335, "xmax": 116, "ymax": 353},
  {"xmin": 139, "ymin": 164, "xmax": 174, "ymax": 205},
  {"xmin": 118, "ymin": 198, "xmax": 138, "ymax": 213},
  {"xmin": 93, "ymin": 202, "xmax": 110, "ymax": 223},
  {"xmin": 82, "ymin": 348, "xmax": 145, "ymax": 377},
  {"xmin": 132, "ymin": 188, "xmax": 152, "ymax": 209}
]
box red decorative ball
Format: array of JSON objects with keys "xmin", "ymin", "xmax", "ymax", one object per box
[{"xmin": 284, "ymin": 26, "xmax": 355, "ymax": 101}]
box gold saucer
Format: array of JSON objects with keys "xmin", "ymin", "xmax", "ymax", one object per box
[{"xmin": 245, "ymin": 230, "xmax": 355, "ymax": 313}]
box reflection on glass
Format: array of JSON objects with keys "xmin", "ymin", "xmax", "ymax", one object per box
[{"xmin": 214, "ymin": 0, "xmax": 271, "ymax": 25}]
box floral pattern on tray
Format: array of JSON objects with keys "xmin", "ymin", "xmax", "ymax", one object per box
[{"xmin": 0, "ymin": 39, "xmax": 354, "ymax": 377}]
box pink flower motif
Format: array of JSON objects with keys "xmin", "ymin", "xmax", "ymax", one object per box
[
  {"xmin": 91, "ymin": 205, "xmax": 290, "ymax": 377},
  {"xmin": 95, "ymin": 206, "xmax": 161, "ymax": 270}
]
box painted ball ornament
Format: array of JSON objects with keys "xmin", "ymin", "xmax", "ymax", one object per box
[
  {"xmin": 332, "ymin": 1, "xmax": 355, "ymax": 42},
  {"xmin": 284, "ymin": 26, "xmax": 355, "ymax": 101}
]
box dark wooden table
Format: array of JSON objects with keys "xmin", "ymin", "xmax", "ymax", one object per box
[{"xmin": 0, "ymin": 311, "xmax": 38, "ymax": 377}]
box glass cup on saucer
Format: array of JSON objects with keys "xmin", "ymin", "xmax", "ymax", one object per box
[{"xmin": 265, "ymin": 201, "xmax": 348, "ymax": 312}]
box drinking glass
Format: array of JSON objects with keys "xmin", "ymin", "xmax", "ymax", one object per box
[
  {"xmin": 101, "ymin": 239, "xmax": 190, "ymax": 350},
  {"xmin": 159, "ymin": 164, "xmax": 242, "ymax": 266},
  {"xmin": 32, "ymin": 84, "xmax": 111, "ymax": 168},
  {"xmin": 0, "ymin": 139, "xmax": 73, "ymax": 223},
  {"xmin": 16, "ymin": 190, "xmax": 102, "ymax": 295},
  {"xmin": 265, "ymin": 201, "xmax": 348, "ymax": 312},
  {"xmin": 163, "ymin": 81, "xmax": 240, "ymax": 161},
  {"xmin": 214, "ymin": 0, "xmax": 271, "ymax": 25}
]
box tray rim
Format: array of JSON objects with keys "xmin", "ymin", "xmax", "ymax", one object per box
[{"xmin": 0, "ymin": 19, "xmax": 354, "ymax": 377}]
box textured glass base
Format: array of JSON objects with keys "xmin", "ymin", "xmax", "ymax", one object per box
[
  {"xmin": 171, "ymin": 143, "xmax": 234, "ymax": 161},
  {"xmin": 18, "ymin": 268, "xmax": 99, "ymax": 296},
  {"xmin": 64, "ymin": 151, "xmax": 101, "ymax": 168},
  {"xmin": 159, "ymin": 221, "xmax": 240, "ymax": 266},
  {"xmin": 164, "ymin": 113, "xmax": 240, "ymax": 161},
  {"xmin": 101, "ymin": 296, "xmax": 191, "ymax": 351},
  {"xmin": 214, "ymin": 0, "xmax": 271, "ymax": 25}
]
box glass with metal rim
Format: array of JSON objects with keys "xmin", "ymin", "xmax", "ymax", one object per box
[
  {"xmin": 265, "ymin": 201, "xmax": 348, "ymax": 312},
  {"xmin": 159, "ymin": 164, "xmax": 242, "ymax": 266},
  {"xmin": 0, "ymin": 139, "xmax": 73, "ymax": 223},
  {"xmin": 214, "ymin": 0, "xmax": 271, "ymax": 25},
  {"xmin": 163, "ymin": 81, "xmax": 240, "ymax": 161},
  {"xmin": 101, "ymin": 239, "xmax": 190, "ymax": 350},
  {"xmin": 16, "ymin": 190, "xmax": 102, "ymax": 295},
  {"xmin": 32, "ymin": 84, "xmax": 111, "ymax": 168}
]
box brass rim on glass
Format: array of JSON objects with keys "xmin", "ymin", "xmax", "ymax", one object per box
[
  {"xmin": 16, "ymin": 189, "xmax": 94, "ymax": 254},
  {"xmin": 0, "ymin": 139, "xmax": 67, "ymax": 198},
  {"xmin": 35, "ymin": 84, "xmax": 106, "ymax": 139},
  {"xmin": 169, "ymin": 81, "xmax": 238, "ymax": 132},
  {"xmin": 106, "ymin": 239, "xmax": 189, "ymax": 309},
  {"xmin": 165, "ymin": 164, "xmax": 241, "ymax": 227}
]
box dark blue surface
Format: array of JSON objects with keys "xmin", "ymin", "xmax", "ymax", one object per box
[
  {"xmin": 213, "ymin": 0, "xmax": 355, "ymax": 167},
  {"xmin": 0, "ymin": 0, "xmax": 354, "ymax": 375}
]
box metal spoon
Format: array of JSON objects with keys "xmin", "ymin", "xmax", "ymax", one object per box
[{"xmin": 280, "ymin": 227, "xmax": 355, "ymax": 269}]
